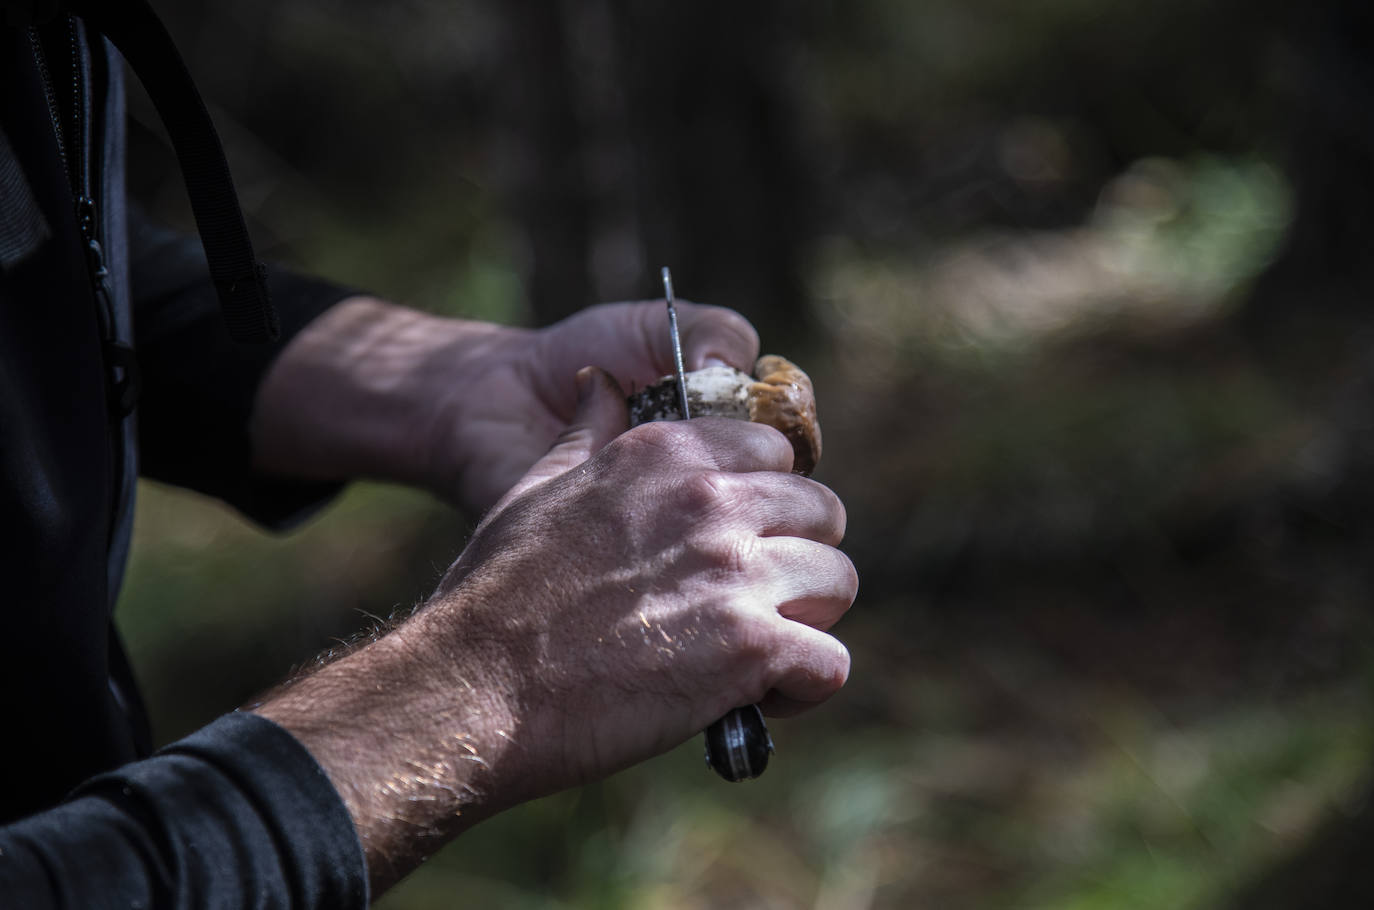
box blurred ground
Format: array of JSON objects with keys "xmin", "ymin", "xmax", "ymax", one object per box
[{"xmin": 117, "ymin": 0, "xmax": 1374, "ymax": 907}]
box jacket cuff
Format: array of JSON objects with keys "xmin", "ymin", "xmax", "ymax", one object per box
[
  {"xmin": 133, "ymin": 229, "xmax": 355, "ymax": 527},
  {"xmin": 74, "ymin": 711, "xmax": 370, "ymax": 908}
]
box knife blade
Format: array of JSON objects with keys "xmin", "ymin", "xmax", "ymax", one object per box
[{"xmin": 661, "ymin": 266, "xmax": 774, "ymax": 782}]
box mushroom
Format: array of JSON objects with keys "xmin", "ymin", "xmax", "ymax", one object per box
[{"xmin": 628, "ymin": 355, "xmax": 822, "ymax": 476}]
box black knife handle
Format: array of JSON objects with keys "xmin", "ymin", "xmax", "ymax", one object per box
[{"xmin": 703, "ymin": 704, "xmax": 774, "ymax": 782}]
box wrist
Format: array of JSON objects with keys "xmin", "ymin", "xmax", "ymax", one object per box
[
  {"xmin": 250, "ymin": 296, "xmax": 531, "ymax": 493},
  {"xmin": 251, "ymin": 596, "xmax": 522, "ymax": 893}
]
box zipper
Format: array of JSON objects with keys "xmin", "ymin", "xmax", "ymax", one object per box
[
  {"xmin": 67, "ymin": 17, "xmax": 124, "ymax": 401},
  {"xmin": 36, "ymin": 17, "xmax": 142, "ymax": 574},
  {"xmin": 30, "ymin": 17, "xmax": 140, "ymax": 417},
  {"xmin": 26, "ymin": 26, "xmax": 69, "ymax": 181},
  {"xmin": 67, "ymin": 16, "xmax": 90, "ymax": 196}
]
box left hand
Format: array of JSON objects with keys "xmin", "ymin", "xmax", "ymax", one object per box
[
  {"xmin": 434, "ymin": 301, "xmax": 760, "ymax": 512},
  {"xmin": 251, "ymin": 297, "xmax": 759, "ymax": 514}
]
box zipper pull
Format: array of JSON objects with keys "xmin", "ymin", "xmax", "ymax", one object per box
[
  {"xmin": 76, "ymin": 195, "xmax": 113, "ymax": 332},
  {"xmin": 76, "ymin": 195, "xmax": 140, "ymax": 417},
  {"xmin": 75, "ymin": 195, "xmax": 109, "ymax": 285}
]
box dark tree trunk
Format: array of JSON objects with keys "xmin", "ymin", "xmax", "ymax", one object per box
[
  {"xmin": 496, "ymin": 0, "xmax": 816, "ymax": 347},
  {"xmin": 609, "ymin": 0, "xmax": 815, "ymax": 348},
  {"xmin": 495, "ymin": 2, "xmax": 594, "ymax": 326},
  {"xmin": 1239, "ymin": 1, "xmax": 1374, "ymax": 345}
]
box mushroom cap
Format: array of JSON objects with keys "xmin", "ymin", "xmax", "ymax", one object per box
[
  {"xmin": 747, "ymin": 355, "xmax": 821, "ymax": 477},
  {"xmin": 627, "ymin": 354, "xmax": 822, "ymax": 476}
]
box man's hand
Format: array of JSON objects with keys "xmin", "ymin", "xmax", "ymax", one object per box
[
  {"xmin": 250, "ymin": 296, "xmax": 759, "ymax": 514},
  {"xmin": 443, "ymin": 300, "xmax": 759, "ymax": 511},
  {"xmin": 252, "ymin": 367, "xmax": 856, "ymax": 895}
]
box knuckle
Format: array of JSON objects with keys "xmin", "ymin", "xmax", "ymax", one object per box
[
  {"xmin": 717, "ymin": 608, "xmax": 773, "ymax": 663},
  {"xmin": 613, "ymin": 421, "xmax": 681, "ymax": 466},
  {"xmin": 725, "ymin": 532, "xmax": 761, "ymax": 574},
  {"xmin": 623, "ymin": 419, "xmax": 678, "ymax": 450},
  {"xmin": 678, "ymin": 469, "xmax": 737, "ymax": 517},
  {"xmin": 692, "ymin": 527, "xmax": 758, "ymax": 575}
]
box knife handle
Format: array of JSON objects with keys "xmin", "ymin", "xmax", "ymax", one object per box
[{"xmin": 703, "ymin": 704, "xmax": 774, "ymax": 781}]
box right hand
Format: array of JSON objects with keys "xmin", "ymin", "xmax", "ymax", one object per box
[
  {"xmin": 254, "ymin": 365, "xmax": 856, "ymax": 893},
  {"xmin": 417, "ymin": 364, "xmax": 856, "ymax": 805}
]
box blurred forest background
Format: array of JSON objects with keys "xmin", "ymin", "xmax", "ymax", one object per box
[{"xmin": 118, "ymin": 0, "xmax": 1374, "ymax": 907}]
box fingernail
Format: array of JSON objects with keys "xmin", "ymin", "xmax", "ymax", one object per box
[
  {"xmin": 575, "ymin": 366, "xmax": 594, "ymax": 404},
  {"xmin": 703, "ymin": 357, "xmax": 729, "ymax": 369}
]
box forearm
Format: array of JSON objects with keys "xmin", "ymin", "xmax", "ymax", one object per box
[
  {"xmin": 249, "ymin": 586, "xmax": 525, "ymax": 896},
  {"xmin": 249, "ymin": 296, "xmax": 531, "ymax": 497}
]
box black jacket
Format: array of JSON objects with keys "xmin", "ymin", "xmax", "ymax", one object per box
[{"xmin": 1, "ymin": 12, "xmax": 367, "ymax": 907}]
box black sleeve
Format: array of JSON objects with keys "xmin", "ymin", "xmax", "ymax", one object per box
[
  {"xmin": 0, "ymin": 712, "xmax": 369, "ymax": 909},
  {"xmin": 130, "ymin": 210, "xmax": 352, "ymax": 527}
]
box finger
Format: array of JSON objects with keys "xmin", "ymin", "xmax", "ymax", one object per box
[
  {"xmin": 740, "ymin": 537, "xmax": 857, "ymax": 631},
  {"xmin": 757, "ymin": 691, "xmax": 821, "ymax": 718},
  {"xmin": 771, "ymin": 540, "xmax": 859, "ymax": 631},
  {"xmin": 758, "ymin": 622, "xmax": 851, "ymax": 713},
  {"xmin": 644, "ymin": 417, "xmax": 795, "ymax": 475},
  {"xmin": 674, "ymin": 301, "xmax": 760, "ymax": 373},
  {"xmin": 534, "ymin": 302, "xmax": 759, "ymax": 409},
  {"xmin": 495, "ymin": 366, "xmax": 627, "ymax": 509},
  {"xmin": 691, "ymin": 472, "xmax": 846, "ymax": 545}
]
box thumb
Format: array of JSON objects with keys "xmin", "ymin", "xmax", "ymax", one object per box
[
  {"xmin": 495, "ymin": 366, "xmax": 628, "ymax": 509},
  {"xmin": 677, "ymin": 302, "xmax": 760, "ymax": 372}
]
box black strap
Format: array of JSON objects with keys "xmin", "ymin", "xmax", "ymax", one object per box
[{"xmin": 64, "ymin": 0, "xmax": 280, "ymax": 343}]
